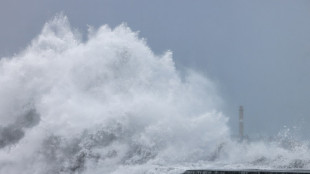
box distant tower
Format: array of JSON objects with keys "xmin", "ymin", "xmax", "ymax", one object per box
[{"xmin": 239, "ymin": 106, "xmax": 244, "ymax": 140}]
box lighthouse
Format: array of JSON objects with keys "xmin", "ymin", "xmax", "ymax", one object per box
[{"xmin": 239, "ymin": 105, "xmax": 244, "ymax": 141}]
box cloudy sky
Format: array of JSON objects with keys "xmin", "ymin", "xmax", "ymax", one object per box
[{"xmin": 1, "ymin": 0, "xmax": 310, "ymax": 139}]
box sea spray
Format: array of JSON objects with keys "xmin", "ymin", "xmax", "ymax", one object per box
[
  {"xmin": 0, "ymin": 15, "xmax": 310, "ymax": 174},
  {"xmin": 0, "ymin": 15, "xmax": 227, "ymax": 173}
]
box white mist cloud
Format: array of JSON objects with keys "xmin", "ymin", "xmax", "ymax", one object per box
[
  {"xmin": 0, "ymin": 15, "xmax": 228, "ymax": 173},
  {"xmin": 0, "ymin": 14, "xmax": 310, "ymax": 174}
]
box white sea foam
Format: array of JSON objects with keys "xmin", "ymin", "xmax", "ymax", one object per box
[{"xmin": 0, "ymin": 15, "xmax": 309, "ymax": 174}]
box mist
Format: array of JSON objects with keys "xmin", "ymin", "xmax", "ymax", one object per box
[
  {"xmin": 1, "ymin": 1, "xmax": 310, "ymax": 139},
  {"xmin": 0, "ymin": 14, "xmax": 309, "ymax": 173}
]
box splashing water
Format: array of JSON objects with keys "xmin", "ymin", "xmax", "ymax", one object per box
[{"xmin": 0, "ymin": 15, "xmax": 310, "ymax": 174}]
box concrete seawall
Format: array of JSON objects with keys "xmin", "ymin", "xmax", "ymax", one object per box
[{"xmin": 183, "ymin": 169, "xmax": 310, "ymax": 174}]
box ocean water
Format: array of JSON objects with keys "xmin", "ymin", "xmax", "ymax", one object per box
[{"xmin": 0, "ymin": 15, "xmax": 309, "ymax": 174}]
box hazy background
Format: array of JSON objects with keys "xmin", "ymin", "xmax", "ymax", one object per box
[{"xmin": 1, "ymin": 0, "xmax": 310, "ymax": 139}]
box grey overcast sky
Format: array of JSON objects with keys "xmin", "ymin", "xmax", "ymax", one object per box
[{"xmin": 1, "ymin": 0, "xmax": 310, "ymax": 139}]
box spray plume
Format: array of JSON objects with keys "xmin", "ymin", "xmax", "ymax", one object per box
[{"xmin": 0, "ymin": 15, "xmax": 310, "ymax": 174}]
